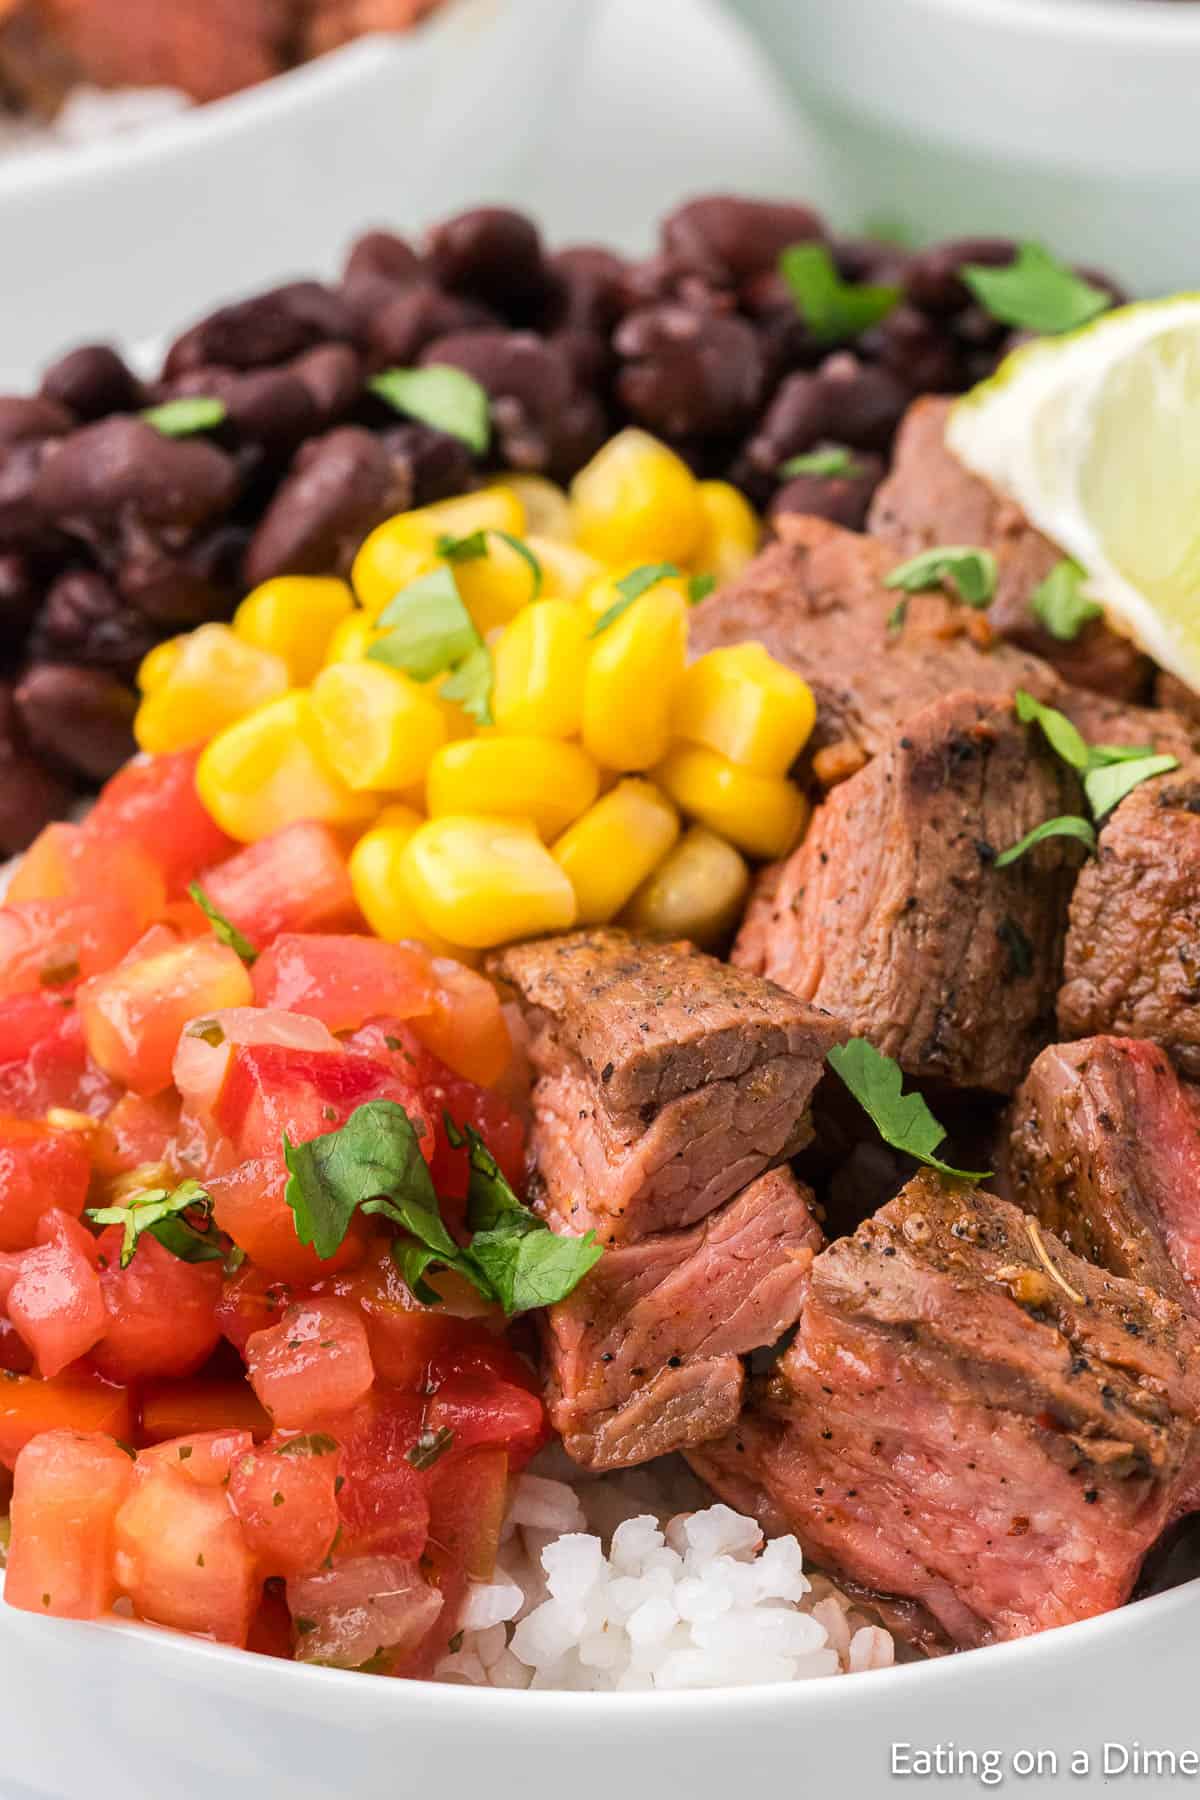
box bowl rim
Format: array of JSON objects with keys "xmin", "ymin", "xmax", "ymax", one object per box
[
  {"xmin": 898, "ymin": 0, "xmax": 1200, "ymax": 47},
  {"xmin": 16, "ymin": 1572, "xmax": 1198, "ymax": 1717}
]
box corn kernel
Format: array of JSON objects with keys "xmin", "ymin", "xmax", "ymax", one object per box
[
  {"xmin": 134, "ymin": 624, "xmax": 289, "ymax": 755},
  {"xmin": 570, "ymin": 428, "xmax": 705, "ymax": 566},
  {"xmin": 402, "ymin": 816, "xmax": 577, "ymax": 948},
  {"xmin": 623, "ymin": 825, "xmax": 750, "ymax": 948},
  {"xmin": 323, "ymin": 612, "xmax": 381, "ymax": 666},
  {"xmin": 196, "ymin": 691, "xmax": 378, "ymax": 843},
  {"xmin": 136, "ymin": 636, "xmax": 184, "ymax": 695},
  {"xmin": 553, "ymin": 779, "xmax": 680, "ymax": 926},
  {"xmin": 582, "ymin": 583, "xmax": 688, "ymax": 771},
  {"xmin": 655, "ymin": 744, "xmax": 808, "ymax": 860},
  {"xmin": 492, "ymin": 600, "xmax": 590, "ymax": 738},
  {"xmin": 351, "ymin": 518, "xmax": 438, "ymax": 617},
  {"xmin": 673, "ymin": 643, "xmax": 817, "ymax": 776},
  {"xmin": 690, "ymin": 481, "xmax": 760, "ymax": 586},
  {"xmin": 454, "ymin": 532, "xmax": 542, "ymax": 636},
  {"xmin": 234, "ymin": 577, "xmax": 355, "ymax": 686},
  {"xmin": 493, "ymin": 474, "xmax": 572, "ymax": 540},
  {"xmin": 348, "ymin": 809, "xmax": 459, "ymax": 958},
  {"xmin": 311, "ymin": 661, "xmax": 447, "ymax": 792},
  {"xmin": 426, "ymin": 737, "xmax": 599, "ymax": 840},
  {"xmin": 526, "ymin": 535, "xmax": 603, "ymax": 602},
  {"xmin": 422, "ymin": 487, "xmax": 526, "ymax": 543}
]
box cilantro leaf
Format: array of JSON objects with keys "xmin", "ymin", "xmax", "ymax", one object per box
[
  {"xmin": 883, "ymin": 546, "xmax": 997, "ymax": 609},
  {"xmin": 1084, "ymin": 752, "xmax": 1180, "ymax": 821},
  {"xmin": 778, "ymin": 243, "xmax": 899, "ymax": 345},
  {"xmin": 962, "ymin": 244, "xmax": 1110, "ymax": 336},
  {"xmin": 88, "ymin": 1178, "xmax": 220, "ymax": 1269},
  {"xmin": 276, "ymin": 1434, "xmax": 338, "ymax": 1458},
  {"xmin": 284, "ymin": 1099, "xmax": 447, "ymax": 1264},
  {"xmin": 436, "ymin": 530, "xmax": 489, "ymax": 563},
  {"xmin": 1013, "ymin": 688, "xmax": 1091, "ymax": 771},
  {"xmin": 687, "ymin": 573, "xmax": 716, "ymax": 605},
  {"xmin": 187, "ymin": 883, "xmax": 258, "ymax": 964},
  {"xmin": 993, "ymin": 814, "xmax": 1097, "ymax": 869},
  {"xmin": 779, "ymin": 446, "xmax": 862, "ymax": 480},
  {"xmin": 1029, "ymin": 560, "xmax": 1102, "ymax": 642},
  {"xmin": 141, "ymin": 397, "xmax": 227, "ymax": 438},
  {"xmin": 590, "ymin": 563, "xmax": 680, "ymax": 638},
  {"xmin": 826, "ymin": 1040, "xmax": 990, "ymax": 1183},
  {"xmin": 368, "ymin": 365, "xmax": 490, "ymax": 454},
  {"xmin": 368, "ymin": 567, "xmax": 478, "ymax": 680},
  {"xmin": 406, "ymin": 1427, "xmax": 455, "ymax": 1471},
  {"xmin": 457, "ymin": 1123, "xmax": 601, "ymax": 1314},
  {"xmin": 440, "ymin": 640, "xmax": 494, "ymax": 726},
  {"xmin": 494, "ymin": 532, "xmax": 543, "ymax": 603}
]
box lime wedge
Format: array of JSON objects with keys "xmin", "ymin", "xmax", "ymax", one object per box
[{"xmin": 948, "ymin": 297, "xmax": 1200, "ymax": 692}]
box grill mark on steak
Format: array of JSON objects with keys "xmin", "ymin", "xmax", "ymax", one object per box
[{"xmin": 734, "ymin": 690, "xmax": 1082, "ymax": 1094}]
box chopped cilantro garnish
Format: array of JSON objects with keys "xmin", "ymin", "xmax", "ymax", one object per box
[
  {"xmin": 590, "ymin": 563, "xmax": 680, "ymax": 637},
  {"xmin": 368, "ymin": 365, "xmax": 490, "ymax": 455},
  {"xmin": 87, "ymin": 1178, "xmax": 222, "ymax": 1269},
  {"xmin": 826, "ymin": 1039, "xmax": 990, "ymax": 1183},
  {"xmin": 883, "ymin": 546, "xmax": 997, "ymax": 609},
  {"xmin": 778, "ymin": 243, "xmax": 899, "ymax": 344},
  {"xmin": 1029, "ymin": 560, "xmax": 1102, "ymax": 642},
  {"xmin": 142, "ymin": 397, "xmax": 228, "ymax": 438},
  {"xmin": 187, "ymin": 883, "xmax": 258, "ymax": 964},
  {"xmin": 962, "ymin": 243, "xmax": 1110, "ymax": 336}
]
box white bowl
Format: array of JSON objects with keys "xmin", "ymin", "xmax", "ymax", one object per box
[
  {"xmin": 725, "ymin": 0, "xmax": 1200, "ymax": 294},
  {"xmin": 0, "ymin": 0, "xmax": 590, "ymax": 389},
  {"xmin": 1, "ymin": 1574, "xmax": 1198, "ymax": 1798}
]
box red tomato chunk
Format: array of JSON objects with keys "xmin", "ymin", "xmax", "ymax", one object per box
[
  {"xmin": 0, "ymin": 1210, "xmax": 106, "ymax": 1378},
  {"xmin": 228, "ymin": 1436, "xmax": 341, "ymax": 1579},
  {"xmin": 113, "ymin": 1461, "xmax": 258, "ymax": 1647},
  {"xmin": 200, "ymin": 823, "xmax": 360, "ymax": 950},
  {"xmin": 251, "ymin": 933, "xmax": 435, "ymax": 1034},
  {"xmin": 90, "ymin": 1228, "xmax": 223, "ymax": 1384},
  {"xmin": 0, "ymin": 1119, "xmax": 91, "ymax": 1252},
  {"xmin": 6, "ymin": 1431, "xmax": 134, "ymax": 1619},
  {"xmin": 245, "ymin": 1299, "xmax": 375, "ymax": 1429}
]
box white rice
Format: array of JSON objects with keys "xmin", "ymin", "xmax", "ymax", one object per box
[{"xmin": 437, "ymin": 1457, "xmax": 895, "ymax": 1692}]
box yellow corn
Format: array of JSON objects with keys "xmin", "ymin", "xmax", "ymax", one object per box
[
  {"xmin": 196, "ymin": 691, "xmax": 378, "ymax": 843},
  {"xmin": 351, "ymin": 488, "xmax": 526, "ymax": 617},
  {"xmin": 553, "ymin": 779, "xmax": 680, "ymax": 926},
  {"xmin": 136, "ymin": 636, "xmax": 184, "ymax": 695},
  {"xmin": 402, "ymin": 816, "xmax": 577, "ymax": 948},
  {"xmin": 454, "ymin": 532, "xmax": 542, "ymax": 637},
  {"xmin": 492, "ymin": 600, "xmax": 590, "ymax": 738},
  {"xmin": 582, "ymin": 582, "xmax": 688, "ymax": 771},
  {"xmin": 623, "ymin": 825, "xmax": 750, "ymax": 948},
  {"xmin": 526, "ymin": 536, "xmax": 603, "ymax": 602},
  {"xmin": 655, "ymin": 744, "xmax": 809, "ymax": 860},
  {"xmin": 323, "ymin": 611, "xmax": 381, "ymax": 666},
  {"xmin": 426, "ymin": 736, "xmax": 599, "ymax": 840},
  {"xmin": 134, "ymin": 625, "xmax": 289, "ymax": 756},
  {"xmin": 690, "ymin": 482, "xmax": 760, "ymax": 587},
  {"xmin": 311, "ymin": 661, "xmax": 447, "ymax": 791},
  {"xmin": 673, "ymin": 643, "xmax": 817, "ymax": 776},
  {"xmin": 233, "ymin": 577, "xmax": 355, "ymax": 687},
  {"xmin": 348, "ymin": 808, "xmax": 460, "ymax": 957},
  {"xmin": 491, "ymin": 474, "xmax": 572, "ymax": 540},
  {"xmin": 570, "ymin": 429, "xmax": 705, "ymax": 565}
]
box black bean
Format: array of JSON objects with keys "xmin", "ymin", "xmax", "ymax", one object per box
[
  {"xmin": 0, "ymin": 442, "xmax": 54, "ymax": 548},
  {"xmin": 0, "ymin": 553, "xmax": 39, "ymax": 651},
  {"xmin": 29, "ymin": 570, "xmax": 157, "ymax": 682},
  {"xmin": 115, "ymin": 536, "xmax": 234, "ymax": 628},
  {"xmin": 289, "ymin": 344, "xmax": 363, "ymax": 426},
  {"xmin": 0, "ymin": 683, "xmax": 71, "ymax": 856},
  {"xmin": 343, "ymin": 229, "xmax": 421, "ymax": 288},
  {"xmin": 425, "ymin": 208, "xmax": 549, "ymax": 318},
  {"xmin": 904, "ymin": 237, "xmax": 1016, "ymax": 315},
  {"xmin": 14, "ymin": 663, "xmax": 137, "ymax": 783},
  {"xmin": 378, "ymin": 425, "xmax": 476, "ymax": 509},
  {"xmin": 735, "ymin": 372, "xmax": 830, "ymax": 493},
  {"xmin": 32, "ymin": 419, "xmax": 239, "ymax": 530},
  {"xmin": 817, "ymin": 352, "xmax": 910, "ymax": 450},
  {"xmin": 40, "ymin": 345, "xmax": 144, "ymax": 420},
  {"xmin": 661, "ymin": 195, "xmax": 825, "ymax": 282},
  {"xmin": 163, "ymin": 281, "xmax": 359, "ymax": 377},
  {"xmin": 367, "ymin": 282, "xmax": 495, "ymax": 370},
  {"xmin": 418, "ymin": 330, "xmax": 573, "ymax": 471},
  {"xmin": 160, "ymin": 366, "xmax": 319, "ymax": 454},
  {"xmin": 549, "ymin": 246, "xmax": 630, "ymax": 335},
  {"xmin": 830, "ymin": 236, "xmax": 910, "ymax": 287},
  {"xmin": 0, "ymin": 397, "xmax": 74, "ymax": 449},
  {"xmin": 243, "ymin": 427, "xmax": 407, "ymax": 587},
  {"xmin": 866, "ymin": 304, "xmax": 964, "ymax": 394},
  {"xmin": 614, "ymin": 305, "xmax": 765, "ymax": 440},
  {"xmin": 768, "ymin": 457, "xmax": 884, "ymax": 532}
]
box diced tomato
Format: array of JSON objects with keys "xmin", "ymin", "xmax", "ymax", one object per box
[
  {"xmin": 172, "ymin": 1008, "xmax": 337, "ymax": 1117},
  {"xmin": 0, "ymin": 1119, "xmax": 91, "ymax": 1252},
  {"xmin": 287, "ymin": 1555, "xmax": 442, "ymax": 1669},
  {"xmin": 343, "ymin": 1255, "xmax": 501, "ymax": 1389},
  {"xmin": 426, "ymin": 1444, "xmax": 509, "ymax": 1583},
  {"xmin": 137, "ymin": 1428, "xmax": 255, "ymax": 1488},
  {"xmin": 251, "ymin": 934, "xmax": 435, "ymax": 1034},
  {"xmin": 0, "ymin": 1210, "xmax": 107, "ymax": 1379},
  {"xmin": 200, "ymin": 823, "xmax": 360, "ymax": 951},
  {"xmin": 213, "ymin": 1264, "xmax": 296, "ymax": 1356},
  {"xmin": 245, "ymin": 1298, "xmax": 374, "ymax": 1429},
  {"xmin": 0, "ymin": 1371, "xmax": 133, "ymax": 1469},
  {"xmin": 91, "ymin": 1090, "xmax": 181, "ymax": 1180},
  {"xmin": 228, "ymin": 1435, "xmax": 341, "ymax": 1579},
  {"xmin": 214, "ymin": 1043, "xmax": 434, "ymax": 1163},
  {"xmin": 246, "ymin": 1582, "xmax": 294, "ymax": 1659},
  {"xmin": 113, "ymin": 1461, "xmax": 259, "ymax": 1645},
  {"xmin": 328, "ymin": 1389, "xmax": 428, "ymax": 1561},
  {"xmin": 90, "ymin": 1227, "xmax": 223, "ymax": 1384},
  {"xmin": 140, "ymin": 1377, "xmax": 272, "ymax": 1444},
  {"xmin": 0, "ymin": 993, "xmax": 118, "ymax": 1121},
  {"xmin": 5, "ymin": 1430, "xmax": 135, "ymax": 1619},
  {"xmin": 86, "ymin": 749, "xmax": 235, "ymax": 898},
  {"xmin": 4, "ymin": 823, "xmax": 82, "ymax": 904},
  {"xmin": 412, "ymin": 958, "xmax": 512, "ymax": 1089},
  {"xmin": 79, "ymin": 937, "xmax": 254, "ymax": 1097},
  {"xmin": 0, "ymin": 898, "xmax": 147, "ymax": 1002},
  {"xmin": 425, "ymin": 1372, "xmax": 547, "ymax": 1472},
  {"xmin": 208, "ymin": 1159, "xmax": 366, "ymax": 1284},
  {"xmin": 0, "ymin": 1319, "xmax": 34, "ymax": 1375}
]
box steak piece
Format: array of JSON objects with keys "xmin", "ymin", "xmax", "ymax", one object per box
[
  {"xmin": 1156, "ymin": 671, "xmax": 1200, "ymax": 732},
  {"xmin": 690, "ymin": 1171, "xmax": 1200, "ymax": 1649},
  {"xmin": 1009, "ymin": 1036, "xmax": 1200, "ymax": 1310},
  {"xmin": 1056, "ymin": 687, "xmax": 1198, "ymax": 764},
  {"xmin": 543, "ymin": 1166, "xmax": 822, "ymax": 1471},
  {"xmin": 734, "ymin": 690, "xmax": 1083, "ymax": 1094},
  {"xmin": 29, "ymin": 0, "xmax": 291, "ymax": 103},
  {"xmin": 869, "ymin": 396, "xmax": 1149, "ymax": 701},
  {"xmin": 688, "ymin": 516, "xmax": 1060, "ymax": 766},
  {"xmin": 1058, "ymin": 762, "xmax": 1200, "ymax": 1078},
  {"xmin": 490, "ymin": 929, "xmax": 841, "ymax": 1243}
]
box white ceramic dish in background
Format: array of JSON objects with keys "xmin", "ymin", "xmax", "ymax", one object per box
[
  {"xmin": 0, "ymin": 1571, "xmax": 1197, "ymax": 1800},
  {"xmin": 0, "ymin": 0, "xmax": 590, "ymax": 388},
  {"xmin": 725, "ymin": 0, "xmax": 1200, "ymax": 294}
]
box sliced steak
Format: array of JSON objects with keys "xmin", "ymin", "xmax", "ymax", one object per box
[
  {"xmin": 490, "ymin": 929, "xmax": 841, "ymax": 1243},
  {"xmin": 734, "ymin": 690, "xmax": 1083, "ymax": 1094},
  {"xmin": 690, "ymin": 1172, "xmax": 1200, "ymax": 1649},
  {"xmin": 543, "ymin": 1166, "xmax": 822, "ymax": 1471},
  {"xmin": 1059, "ymin": 762, "xmax": 1200, "ymax": 1078},
  {"xmin": 1009, "ymin": 1037, "xmax": 1200, "ymax": 1310},
  {"xmin": 688, "ymin": 516, "xmax": 1060, "ymax": 767},
  {"xmin": 869, "ymin": 396, "xmax": 1149, "ymax": 701},
  {"xmin": 1156, "ymin": 671, "xmax": 1200, "ymax": 732},
  {"xmin": 1056, "ymin": 687, "xmax": 1198, "ymax": 764}
]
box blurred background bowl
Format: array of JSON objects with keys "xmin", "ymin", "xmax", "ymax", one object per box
[
  {"xmin": 725, "ymin": 0, "xmax": 1200, "ymax": 293},
  {"xmin": 0, "ymin": 0, "xmax": 589, "ymax": 386}
]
